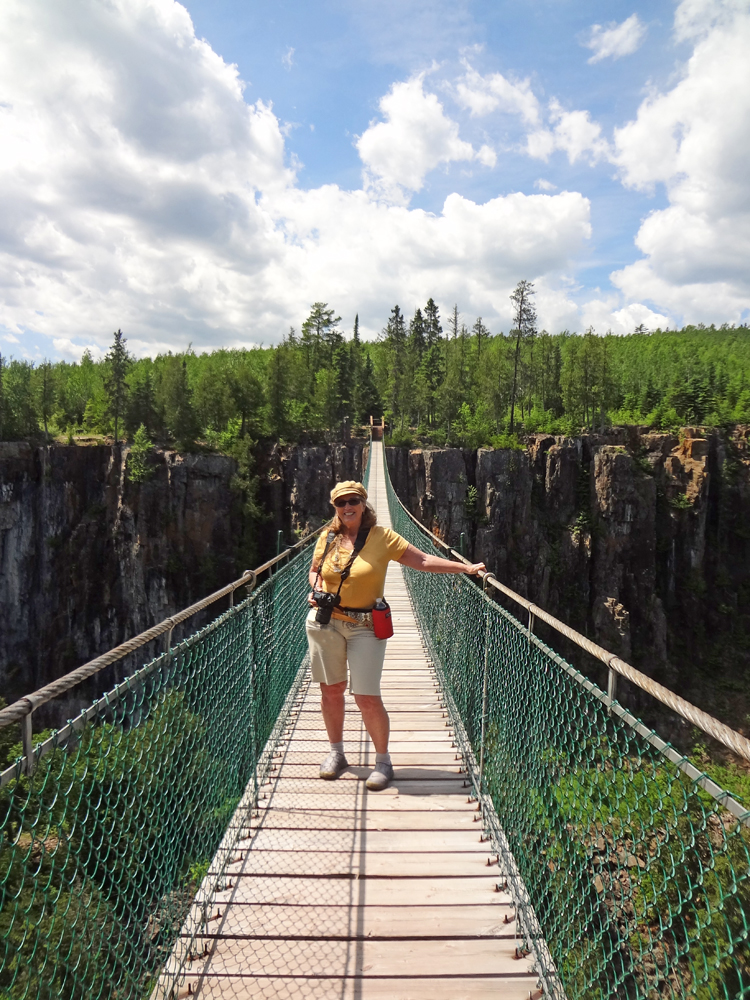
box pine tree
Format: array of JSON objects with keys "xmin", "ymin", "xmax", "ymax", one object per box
[
  {"xmin": 301, "ymin": 303, "xmax": 342, "ymax": 372},
  {"xmin": 228, "ymin": 352, "xmax": 264, "ymax": 437},
  {"xmin": 159, "ymin": 355, "xmax": 200, "ymax": 448},
  {"xmin": 472, "ymin": 317, "xmax": 490, "ymax": 360},
  {"xmin": 424, "ymin": 298, "xmax": 442, "ymax": 346},
  {"xmin": 350, "ymin": 314, "xmax": 363, "ymax": 426},
  {"xmin": 104, "ymin": 329, "xmax": 132, "ymax": 444},
  {"xmin": 127, "ymin": 424, "xmax": 153, "ymax": 483},
  {"xmin": 384, "ymin": 305, "xmax": 408, "ymax": 428},
  {"xmin": 36, "ymin": 360, "xmax": 56, "ymax": 441},
  {"xmin": 266, "ymin": 342, "xmax": 290, "ymax": 440},
  {"xmin": 125, "ymin": 364, "xmax": 157, "ymax": 438},
  {"xmin": 449, "ymin": 304, "xmax": 459, "ymax": 340},
  {"xmin": 408, "ymin": 308, "xmax": 426, "ymax": 359},
  {"xmin": 509, "ymin": 281, "xmax": 536, "ymax": 433},
  {"xmin": 357, "ymin": 353, "xmax": 382, "ymax": 424}
]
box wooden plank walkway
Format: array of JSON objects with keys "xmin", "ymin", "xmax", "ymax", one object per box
[{"xmin": 187, "ymin": 442, "xmax": 537, "ymax": 999}]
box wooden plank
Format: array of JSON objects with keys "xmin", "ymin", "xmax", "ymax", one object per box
[
  {"xmin": 279, "ymin": 752, "xmax": 462, "ymax": 765},
  {"xmin": 214, "ymin": 903, "xmax": 516, "ymax": 939},
  {"xmin": 214, "ymin": 876, "xmax": 511, "ymax": 908},
  {"xmin": 190, "ymin": 937, "xmax": 535, "ymax": 978},
  {"xmin": 266, "ymin": 764, "xmax": 464, "ymax": 779},
  {"xmin": 254, "ymin": 793, "xmax": 474, "ymax": 812},
  {"xmin": 244, "ymin": 811, "xmax": 481, "ymax": 831},
  {"xmin": 188, "ymin": 974, "xmax": 537, "ymax": 1000},
  {"xmin": 241, "ymin": 829, "xmax": 488, "ymax": 853},
  {"xmin": 229, "ymin": 851, "xmax": 498, "ymax": 878}
]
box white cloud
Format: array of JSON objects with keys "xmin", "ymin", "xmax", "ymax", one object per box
[
  {"xmin": 611, "ymin": 0, "xmax": 750, "ymax": 323},
  {"xmin": 454, "ymin": 64, "xmax": 540, "ymax": 124},
  {"xmin": 282, "ymin": 46, "xmax": 294, "ymax": 70},
  {"xmin": 535, "ymin": 179, "xmax": 557, "ymax": 192},
  {"xmin": 583, "ymin": 14, "xmax": 647, "ymax": 64},
  {"xmin": 527, "ymin": 100, "xmax": 610, "ymax": 165},
  {"xmin": 356, "ymin": 74, "xmax": 481, "ymax": 203},
  {"xmin": 673, "ymin": 0, "xmax": 748, "ymax": 41},
  {"xmin": 581, "ymin": 295, "xmax": 672, "ymax": 335},
  {"xmin": 0, "ymin": 0, "xmax": 593, "ymax": 354}
]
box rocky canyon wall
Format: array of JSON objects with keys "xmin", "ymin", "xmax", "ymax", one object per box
[
  {"xmin": 387, "ymin": 428, "xmax": 750, "ymax": 737},
  {"xmin": 0, "ymin": 440, "xmax": 364, "ymax": 721}
]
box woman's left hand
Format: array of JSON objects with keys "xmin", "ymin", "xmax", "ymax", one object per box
[{"xmin": 464, "ymin": 562, "xmax": 486, "ymax": 575}]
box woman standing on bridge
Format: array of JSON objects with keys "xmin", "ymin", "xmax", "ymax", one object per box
[{"xmin": 307, "ymin": 480, "xmax": 484, "ymax": 791}]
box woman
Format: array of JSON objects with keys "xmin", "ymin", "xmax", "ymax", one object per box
[{"xmin": 306, "ymin": 480, "xmax": 485, "ymax": 791}]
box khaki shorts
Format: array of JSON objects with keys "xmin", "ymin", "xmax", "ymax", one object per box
[{"xmin": 305, "ymin": 608, "xmax": 387, "ymax": 696}]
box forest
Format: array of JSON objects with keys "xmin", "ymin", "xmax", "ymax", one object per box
[{"xmin": 1, "ymin": 282, "xmax": 749, "ymax": 454}]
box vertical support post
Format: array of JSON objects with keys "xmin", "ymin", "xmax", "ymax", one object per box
[
  {"xmin": 459, "ymin": 532, "xmax": 468, "ymax": 559},
  {"xmin": 229, "ymin": 586, "xmax": 234, "ymax": 609},
  {"xmin": 607, "ymin": 666, "xmax": 618, "ymax": 713},
  {"xmin": 528, "ymin": 609, "xmax": 535, "ymax": 640},
  {"xmin": 164, "ymin": 626, "xmax": 173, "ymax": 654},
  {"xmin": 22, "ymin": 712, "xmax": 34, "ymax": 777}
]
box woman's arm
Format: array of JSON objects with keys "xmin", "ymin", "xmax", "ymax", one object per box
[{"xmin": 398, "ymin": 543, "xmax": 485, "ymax": 576}]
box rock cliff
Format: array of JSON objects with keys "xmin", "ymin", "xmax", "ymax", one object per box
[
  {"xmin": 387, "ymin": 428, "xmax": 750, "ymax": 738},
  {"xmin": 0, "ymin": 440, "xmax": 364, "ymax": 722}
]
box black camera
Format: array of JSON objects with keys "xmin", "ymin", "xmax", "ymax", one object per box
[{"xmin": 313, "ymin": 590, "xmax": 340, "ymax": 625}]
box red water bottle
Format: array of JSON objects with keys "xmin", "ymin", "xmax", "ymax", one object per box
[{"xmin": 372, "ymin": 598, "xmax": 393, "ymax": 640}]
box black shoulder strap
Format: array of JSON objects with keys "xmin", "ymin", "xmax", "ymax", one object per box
[{"xmin": 313, "ymin": 531, "xmax": 336, "ymax": 590}]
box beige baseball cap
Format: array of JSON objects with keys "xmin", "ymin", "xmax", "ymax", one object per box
[{"xmin": 330, "ymin": 481, "xmax": 368, "ymax": 504}]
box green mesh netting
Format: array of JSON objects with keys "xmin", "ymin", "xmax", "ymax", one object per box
[
  {"xmin": 382, "ymin": 448, "xmax": 750, "ymax": 1000},
  {"xmin": 0, "ymin": 536, "xmax": 316, "ymax": 1000}
]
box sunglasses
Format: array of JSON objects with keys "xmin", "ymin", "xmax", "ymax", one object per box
[{"xmin": 333, "ymin": 496, "xmax": 363, "ymax": 508}]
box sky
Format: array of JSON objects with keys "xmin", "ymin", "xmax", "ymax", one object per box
[{"xmin": 0, "ymin": 0, "xmax": 749, "ymax": 361}]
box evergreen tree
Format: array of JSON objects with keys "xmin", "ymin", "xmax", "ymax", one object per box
[
  {"xmin": 408, "ymin": 308, "xmax": 426, "ymax": 360},
  {"xmin": 127, "ymin": 424, "xmax": 154, "ymax": 483},
  {"xmin": 227, "ymin": 352, "xmax": 264, "ymax": 437},
  {"xmin": 424, "ymin": 298, "xmax": 442, "ymax": 346},
  {"xmin": 3, "ymin": 361, "xmax": 38, "ymax": 439},
  {"xmin": 349, "ymin": 314, "xmax": 363, "ymax": 425},
  {"xmin": 266, "ymin": 341, "xmax": 290, "ymax": 440},
  {"xmin": 384, "ymin": 305, "xmax": 408, "ymax": 428},
  {"xmin": 159, "ymin": 355, "xmax": 200, "ymax": 447},
  {"xmin": 35, "ymin": 360, "xmax": 56, "ymax": 441},
  {"xmin": 125, "ymin": 363, "xmax": 158, "ymax": 438},
  {"xmin": 472, "ymin": 317, "xmax": 490, "ymax": 361},
  {"xmin": 357, "ymin": 353, "xmax": 382, "ymax": 424},
  {"xmin": 104, "ymin": 329, "xmax": 132, "ymax": 444},
  {"xmin": 301, "ymin": 302, "xmax": 342, "ymax": 372},
  {"xmin": 508, "ymin": 280, "xmax": 536, "ymax": 433},
  {"xmin": 449, "ymin": 304, "xmax": 459, "ymax": 340}
]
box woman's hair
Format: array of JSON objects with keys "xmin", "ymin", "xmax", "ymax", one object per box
[{"xmin": 331, "ymin": 501, "xmax": 377, "ymax": 534}]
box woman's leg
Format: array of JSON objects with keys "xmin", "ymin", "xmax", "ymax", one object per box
[
  {"xmin": 353, "ymin": 694, "xmax": 390, "ymax": 754},
  {"xmin": 320, "ymin": 680, "xmax": 348, "ymax": 743}
]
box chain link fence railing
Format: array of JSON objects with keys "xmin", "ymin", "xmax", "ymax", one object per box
[
  {"xmin": 383, "ymin": 448, "xmax": 750, "ymax": 1000},
  {"xmin": 0, "ymin": 536, "xmax": 317, "ymax": 1000}
]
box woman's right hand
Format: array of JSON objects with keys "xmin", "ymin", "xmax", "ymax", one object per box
[{"xmin": 307, "ymin": 591, "xmax": 317, "ymax": 607}]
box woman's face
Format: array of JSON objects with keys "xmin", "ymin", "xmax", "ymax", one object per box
[{"xmin": 334, "ymin": 494, "xmax": 364, "ymax": 531}]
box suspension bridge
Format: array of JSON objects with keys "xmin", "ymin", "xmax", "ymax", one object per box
[{"xmin": 0, "ymin": 442, "xmax": 748, "ymax": 999}]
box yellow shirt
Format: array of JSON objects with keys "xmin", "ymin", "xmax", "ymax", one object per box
[{"xmin": 313, "ymin": 526, "xmax": 409, "ymax": 608}]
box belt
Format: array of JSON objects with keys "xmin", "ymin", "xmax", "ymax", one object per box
[{"xmin": 332, "ymin": 607, "xmax": 373, "ymax": 625}]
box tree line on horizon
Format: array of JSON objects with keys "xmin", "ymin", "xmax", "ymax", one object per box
[{"xmin": 1, "ymin": 282, "xmax": 749, "ymax": 454}]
